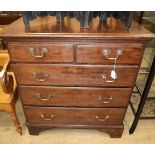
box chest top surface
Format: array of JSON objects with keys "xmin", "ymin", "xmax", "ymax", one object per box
[{"xmin": 0, "ymin": 16, "xmax": 154, "ymax": 41}]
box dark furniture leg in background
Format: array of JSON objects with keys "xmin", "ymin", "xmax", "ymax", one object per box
[
  {"xmin": 1, "ymin": 40, "xmax": 6, "ymax": 49},
  {"xmin": 129, "ymin": 55, "xmax": 155, "ymax": 134},
  {"xmin": 139, "ymin": 11, "xmax": 144, "ymax": 24}
]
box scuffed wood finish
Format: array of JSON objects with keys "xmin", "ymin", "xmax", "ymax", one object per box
[
  {"xmin": 76, "ymin": 43, "xmax": 144, "ymax": 65},
  {"xmin": 0, "ymin": 16, "xmax": 154, "ymax": 138},
  {"xmin": 8, "ymin": 42, "xmax": 74, "ymax": 63},
  {"xmin": 24, "ymin": 106, "xmax": 126, "ymax": 126},
  {"xmin": 19, "ymin": 86, "xmax": 132, "ymax": 107},
  {"xmin": 13, "ymin": 64, "xmax": 138, "ymax": 87}
]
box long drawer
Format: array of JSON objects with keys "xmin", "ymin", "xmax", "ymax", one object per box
[
  {"xmin": 19, "ymin": 86, "xmax": 132, "ymax": 107},
  {"xmin": 24, "ymin": 106, "xmax": 126, "ymax": 126},
  {"xmin": 76, "ymin": 43, "xmax": 143, "ymax": 65},
  {"xmin": 13, "ymin": 64, "xmax": 138, "ymax": 87},
  {"xmin": 8, "ymin": 42, "xmax": 74, "ymax": 63}
]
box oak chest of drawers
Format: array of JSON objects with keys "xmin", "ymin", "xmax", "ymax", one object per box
[{"xmin": 0, "ymin": 16, "xmax": 154, "ymax": 138}]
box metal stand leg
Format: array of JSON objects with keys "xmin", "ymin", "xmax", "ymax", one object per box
[{"xmin": 129, "ymin": 55, "xmax": 155, "ymax": 134}]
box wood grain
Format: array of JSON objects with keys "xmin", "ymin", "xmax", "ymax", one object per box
[
  {"xmin": 76, "ymin": 43, "xmax": 144, "ymax": 65},
  {"xmin": 0, "ymin": 17, "xmax": 154, "ymax": 41},
  {"xmin": 13, "ymin": 64, "xmax": 139, "ymax": 87},
  {"xmin": 8, "ymin": 42, "xmax": 74, "ymax": 63},
  {"xmin": 1, "ymin": 15, "xmax": 153, "ymax": 137},
  {"xmin": 24, "ymin": 106, "xmax": 126, "ymax": 126},
  {"xmin": 19, "ymin": 86, "xmax": 132, "ymax": 107}
]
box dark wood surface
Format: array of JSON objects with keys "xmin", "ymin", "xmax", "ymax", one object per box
[
  {"xmin": 8, "ymin": 42, "xmax": 74, "ymax": 63},
  {"xmin": 0, "ymin": 17, "xmax": 154, "ymax": 41},
  {"xmin": 76, "ymin": 43, "xmax": 144, "ymax": 65},
  {"xmin": 13, "ymin": 64, "xmax": 139, "ymax": 87},
  {"xmin": 26, "ymin": 122, "xmax": 124, "ymax": 138},
  {"xmin": 19, "ymin": 86, "xmax": 132, "ymax": 107},
  {"xmin": 0, "ymin": 12, "xmax": 21, "ymax": 25},
  {"xmin": 8, "ymin": 42, "xmax": 144, "ymax": 65},
  {"xmin": 0, "ymin": 16, "xmax": 154, "ymax": 138},
  {"xmin": 24, "ymin": 106, "xmax": 126, "ymax": 126}
]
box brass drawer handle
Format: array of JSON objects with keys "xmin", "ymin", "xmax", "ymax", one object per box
[
  {"xmin": 102, "ymin": 49, "xmax": 123, "ymax": 60},
  {"xmin": 41, "ymin": 114, "xmax": 54, "ymax": 121},
  {"xmin": 36, "ymin": 93, "xmax": 52, "ymax": 101},
  {"xmin": 32, "ymin": 72, "xmax": 49, "ymax": 82},
  {"xmin": 96, "ymin": 115, "xmax": 109, "ymax": 122},
  {"xmin": 101, "ymin": 73, "xmax": 117, "ymax": 83},
  {"xmin": 98, "ymin": 96, "xmax": 113, "ymax": 104},
  {"xmin": 28, "ymin": 47, "xmax": 48, "ymax": 58}
]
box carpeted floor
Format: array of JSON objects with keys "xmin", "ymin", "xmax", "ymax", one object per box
[{"xmin": 0, "ymin": 99, "xmax": 155, "ymax": 144}]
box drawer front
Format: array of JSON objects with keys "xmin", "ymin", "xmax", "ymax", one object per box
[
  {"xmin": 14, "ymin": 64, "xmax": 138, "ymax": 87},
  {"xmin": 8, "ymin": 42, "xmax": 74, "ymax": 63},
  {"xmin": 19, "ymin": 86, "xmax": 132, "ymax": 107},
  {"xmin": 24, "ymin": 107, "xmax": 126, "ymax": 126},
  {"xmin": 76, "ymin": 44, "xmax": 143, "ymax": 65}
]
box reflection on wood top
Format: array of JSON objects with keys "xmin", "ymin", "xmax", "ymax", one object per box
[{"xmin": 0, "ymin": 16, "xmax": 154, "ymax": 39}]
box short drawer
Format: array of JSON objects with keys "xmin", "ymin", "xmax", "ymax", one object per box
[
  {"xmin": 8, "ymin": 42, "xmax": 74, "ymax": 63},
  {"xmin": 13, "ymin": 64, "xmax": 138, "ymax": 87},
  {"xmin": 76, "ymin": 43, "xmax": 143, "ymax": 65},
  {"xmin": 24, "ymin": 107, "xmax": 126, "ymax": 126},
  {"xmin": 19, "ymin": 86, "xmax": 132, "ymax": 107}
]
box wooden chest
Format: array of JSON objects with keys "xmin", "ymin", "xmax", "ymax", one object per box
[{"xmin": 0, "ymin": 16, "xmax": 153, "ymax": 138}]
